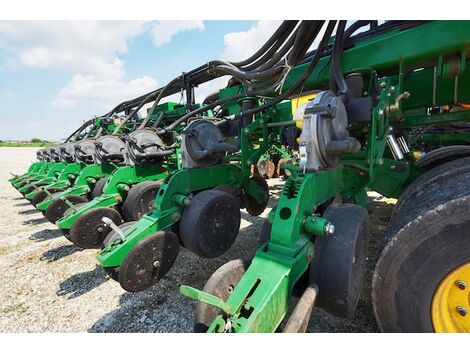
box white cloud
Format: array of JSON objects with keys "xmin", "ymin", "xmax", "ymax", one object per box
[
  {"xmin": 0, "ymin": 21, "xmax": 146, "ymax": 78},
  {"xmin": 51, "ymin": 74, "xmax": 158, "ymax": 109},
  {"xmin": 221, "ymin": 21, "xmax": 282, "ymax": 62},
  {"xmin": 150, "ymin": 20, "xmax": 204, "ymax": 47},
  {"xmin": 0, "ymin": 21, "xmax": 208, "ymax": 114}
]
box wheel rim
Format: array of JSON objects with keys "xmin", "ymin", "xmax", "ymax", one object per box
[{"xmin": 432, "ymin": 261, "xmax": 470, "ymax": 332}]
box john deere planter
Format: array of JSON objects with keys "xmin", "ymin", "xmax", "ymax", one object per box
[
  {"xmin": 10, "ymin": 20, "xmax": 470, "ymax": 333},
  {"xmin": 178, "ymin": 20, "xmax": 470, "ymax": 333}
]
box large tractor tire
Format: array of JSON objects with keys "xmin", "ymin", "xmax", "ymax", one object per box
[
  {"xmin": 393, "ymin": 157, "xmax": 470, "ymax": 216},
  {"xmin": 373, "ymin": 170, "xmax": 470, "ymax": 332},
  {"xmin": 416, "ymin": 145, "xmax": 470, "ymax": 171}
]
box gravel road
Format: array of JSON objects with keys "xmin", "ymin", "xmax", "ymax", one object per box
[{"xmin": 0, "ymin": 147, "xmax": 394, "ymax": 332}]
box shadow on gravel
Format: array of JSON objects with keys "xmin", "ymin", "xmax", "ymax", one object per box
[
  {"xmin": 18, "ymin": 208, "xmax": 40, "ymax": 215},
  {"xmin": 12, "ymin": 197, "xmax": 24, "ymax": 200},
  {"xmin": 22, "ymin": 217, "xmax": 48, "ymax": 225},
  {"xmin": 14, "ymin": 202, "xmax": 31, "ymax": 207},
  {"xmin": 57, "ymin": 265, "xmax": 109, "ymax": 299},
  {"xmin": 88, "ymin": 274, "xmax": 193, "ymax": 333},
  {"xmin": 40, "ymin": 244, "xmax": 82, "ymax": 262},
  {"xmin": 29, "ymin": 229, "xmax": 62, "ymax": 242},
  {"xmin": 88, "ymin": 216, "xmax": 265, "ymax": 333}
]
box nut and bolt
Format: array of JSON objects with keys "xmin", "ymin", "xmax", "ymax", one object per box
[
  {"xmin": 380, "ymin": 81, "xmax": 387, "ymax": 88},
  {"xmin": 456, "ymin": 306, "xmax": 468, "ymax": 317},
  {"xmin": 455, "ymin": 280, "xmax": 467, "ymax": 290},
  {"xmin": 324, "ymin": 223, "xmax": 335, "ymax": 236}
]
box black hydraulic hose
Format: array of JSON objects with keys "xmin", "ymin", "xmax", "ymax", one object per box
[
  {"xmin": 286, "ymin": 21, "xmax": 316, "ymax": 65},
  {"xmin": 329, "ymin": 20, "xmax": 348, "ymax": 96},
  {"xmin": 344, "ymin": 20, "xmax": 378, "ymax": 39},
  {"xmin": 103, "ymin": 21, "xmax": 424, "ymax": 118},
  {"xmin": 287, "ymin": 21, "xmax": 324, "ymax": 65},
  {"xmin": 164, "ymin": 87, "xmax": 274, "ymax": 132},
  {"xmin": 231, "ymin": 21, "xmax": 298, "ymax": 68},
  {"xmin": 114, "ymin": 75, "xmax": 182, "ymax": 134},
  {"xmin": 167, "ymin": 21, "xmax": 336, "ymax": 132},
  {"xmin": 65, "ymin": 118, "xmax": 96, "ymax": 142},
  {"xmin": 209, "ymin": 21, "xmax": 324, "ymax": 84},
  {"xmin": 235, "ymin": 21, "xmax": 337, "ymax": 120},
  {"xmin": 135, "ymin": 149, "xmax": 175, "ymax": 159},
  {"xmin": 151, "ymin": 112, "xmax": 166, "ymax": 129},
  {"xmin": 241, "ymin": 22, "xmax": 299, "ymax": 71}
]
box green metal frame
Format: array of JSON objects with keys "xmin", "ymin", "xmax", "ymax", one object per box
[
  {"xmin": 181, "ymin": 21, "xmax": 470, "ymax": 332},
  {"xmin": 36, "ymin": 163, "xmax": 119, "ymax": 211},
  {"xmin": 56, "ymin": 164, "xmax": 168, "ymax": 230},
  {"xmin": 24, "ymin": 162, "xmax": 85, "ymax": 200}
]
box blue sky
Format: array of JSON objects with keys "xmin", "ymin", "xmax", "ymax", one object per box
[{"xmin": 0, "ymin": 20, "xmax": 281, "ymax": 141}]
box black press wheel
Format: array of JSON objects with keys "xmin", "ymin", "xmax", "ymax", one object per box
[
  {"xmin": 122, "ymin": 181, "xmax": 162, "ymax": 221},
  {"xmin": 179, "ymin": 190, "xmax": 241, "ymax": 258},
  {"xmin": 309, "ymin": 203, "xmax": 369, "ymax": 318},
  {"xmin": 90, "ymin": 177, "xmax": 109, "ymax": 199}
]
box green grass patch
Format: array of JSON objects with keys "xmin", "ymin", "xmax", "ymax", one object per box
[{"xmin": 0, "ymin": 141, "xmax": 55, "ymax": 147}]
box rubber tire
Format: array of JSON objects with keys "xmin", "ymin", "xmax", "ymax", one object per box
[
  {"xmin": 416, "ymin": 145, "xmax": 470, "ymax": 171},
  {"xmin": 179, "ymin": 190, "xmax": 241, "ymax": 258},
  {"xmin": 309, "ymin": 203, "xmax": 369, "ymax": 318},
  {"xmin": 122, "ymin": 181, "xmax": 162, "ymax": 221},
  {"xmin": 44, "ymin": 194, "xmax": 89, "ymax": 224},
  {"xmin": 372, "ymin": 194, "xmax": 470, "ymax": 332},
  {"xmin": 90, "ymin": 177, "xmax": 109, "ymax": 199},
  {"xmin": 194, "ymin": 259, "xmax": 249, "ymax": 332},
  {"xmin": 393, "ymin": 157, "xmax": 470, "ymax": 216},
  {"xmin": 383, "ymin": 166, "xmax": 470, "ymax": 252}
]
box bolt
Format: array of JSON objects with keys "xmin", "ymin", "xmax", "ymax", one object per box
[
  {"xmin": 324, "ymin": 223, "xmax": 335, "ymax": 236},
  {"xmin": 456, "ymin": 306, "xmax": 467, "ymax": 317},
  {"xmin": 306, "ymin": 246, "xmax": 315, "ymax": 261},
  {"xmin": 455, "ymin": 280, "xmax": 468, "ymax": 290},
  {"xmin": 380, "ymin": 81, "xmax": 387, "ymax": 88},
  {"xmin": 153, "ymin": 260, "xmax": 160, "ymax": 268}
]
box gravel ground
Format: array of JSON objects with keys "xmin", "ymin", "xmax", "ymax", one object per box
[{"xmin": 0, "ymin": 147, "xmax": 395, "ymax": 333}]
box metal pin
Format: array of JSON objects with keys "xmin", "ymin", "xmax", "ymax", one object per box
[{"xmin": 102, "ymin": 217, "xmax": 125, "ymax": 241}]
